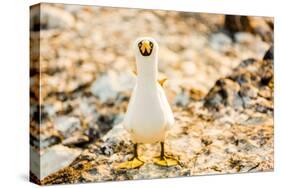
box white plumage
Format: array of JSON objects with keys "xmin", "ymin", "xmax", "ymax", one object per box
[{"xmin": 123, "ymin": 37, "xmax": 175, "ymax": 144}]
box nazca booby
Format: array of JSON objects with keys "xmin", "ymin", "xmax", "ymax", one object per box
[{"xmin": 118, "ymin": 37, "xmax": 179, "ymax": 169}]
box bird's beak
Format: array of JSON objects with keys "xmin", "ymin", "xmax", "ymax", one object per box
[
  {"xmin": 141, "ymin": 40, "xmax": 151, "ymax": 54},
  {"xmin": 139, "ymin": 40, "xmax": 153, "ymax": 56}
]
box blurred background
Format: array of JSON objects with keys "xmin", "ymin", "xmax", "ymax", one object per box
[{"xmin": 30, "ymin": 3, "xmax": 273, "ymax": 184}]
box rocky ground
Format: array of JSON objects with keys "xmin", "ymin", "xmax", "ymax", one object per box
[{"xmin": 30, "ymin": 3, "xmax": 274, "ymax": 185}]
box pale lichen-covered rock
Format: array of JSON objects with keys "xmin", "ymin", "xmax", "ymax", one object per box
[
  {"xmin": 210, "ymin": 32, "xmax": 232, "ymax": 52},
  {"xmin": 91, "ymin": 71, "xmax": 135, "ymax": 103},
  {"xmin": 53, "ymin": 116, "xmax": 81, "ymax": 138},
  {"xmin": 34, "ymin": 145, "xmax": 81, "ymax": 180}
]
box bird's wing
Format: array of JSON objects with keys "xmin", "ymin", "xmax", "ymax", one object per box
[
  {"xmin": 132, "ymin": 68, "xmax": 137, "ymax": 76},
  {"xmin": 158, "ymin": 78, "xmax": 167, "ymax": 87},
  {"xmin": 132, "ymin": 69, "xmax": 167, "ymax": 87},
  {"xmin": 157, "ymin": 84, "xmax": 175, "ymax": 130},
  {"xmin": 123, "ymin": 85, "xmax": 137, "ymax": 132}
]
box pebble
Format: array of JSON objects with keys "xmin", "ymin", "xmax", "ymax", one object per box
[
  {"xmin": 54, "ymin": 116, "xmax": 81, "ymax": 138},
  {"xmin": 210, "ymin": 32, "xmax": 232, "ymax": 52},
  {"xmin": 234, "ymin": 32, "xmax": 256, "ymax": 44},
  {"xmin": 182, "ymin": 61, "xmax": 197, "ymax": 76},
  {"xmin": 173, "ymin": 91, "xmax": 190, "ymax": 107},
  {"xmin": 91, "ymin": 71, "xmax": 135, "ymax": 103}
]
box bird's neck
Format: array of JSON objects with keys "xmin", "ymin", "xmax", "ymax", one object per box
[{"xmin": 136, "ymin": 58, "xmax": 158, "ymax": 84}]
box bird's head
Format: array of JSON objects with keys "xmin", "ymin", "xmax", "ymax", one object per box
[
  {"xmin": 134, "ymin": 37, "xmax": 158, "ymax": 61},
  {"xmin": 133, "ymin": 37, "xmax": 159, "ymax": 80}
]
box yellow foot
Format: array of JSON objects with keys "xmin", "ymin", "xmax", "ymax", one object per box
[
  {"xmin": 117, "ymin": 157, "xmax": 144, "ymax": 170},
  {"xmin": 153, "ymin": 155, "xmax": 179, "ymax": 167}
]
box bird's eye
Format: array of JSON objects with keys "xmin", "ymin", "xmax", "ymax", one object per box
[
  {"xmin": 138, "ymin": 42, "xmax": 142, "ymax": 48},
  {"xmin": 149, "ymin": 42, "xmax": 153, "ymax": 47}
]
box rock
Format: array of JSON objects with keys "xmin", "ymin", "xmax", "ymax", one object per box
[
  {"xmin": 96, "ymin": 113, "xmax": 124, "ymax": 134},
  {"xmin": 263, "ymin": 45, "xmax": 274, "ymax": 60},
  {"xmin": 54, "ymin": 116, "xmax": 81, "ymax": 138},
  {"xmin": 240, "ymin": 83, "xmax": 258, "ymax": 98},
  {"xmin": 39, "ymin": 135, "xmax": 62, "ymax": 149},
  {"xmin": 182, "ymin": 61, "xmax": 197, "ymax": 76},
  {"xmin": 40, "ymin": 145, "xmax": 81, "ymax": 180},
  {"xmin": 79, "ymin": 171, "xmax": 95, "ymax": 182},
  {"xmin": 91, "ymin": 71, "xmax": 135, "ymax": 103},
  {"xmin": 234, "ymin": 32, "xmax": 256, "ymax": 44},
  {"xmin": 43, "ymin": 107, "xmax": 273, "ymax": 183},
  {"xmin": 236, "ymin": 58, "xmax": 256, "ymax": 68},
  {"xmin": 100, "ymin": 136, "xmax": 128, "ymax": 156},
  {"xmin": 42, "ymin": 104, "xmax": 57, "ymax": 118},
  {"xmin": 258, "ymin": 86, "xmax": 272, "ymax": 99},
  {"xmin": 173, "ymin": 89, "xmax": 190, "ymax": 107},
  {"xmin": 30, "ymin": 120, "xmax": 63, "ymax": 149},
  {"xmin": 78, "ymin": 98, "xmax": 96, "ymax": 117},
  {"xmin": 62, "ymin": 135, "xmax": 90, "ymax": 146},
  {"xmin": 248, "ymin": 17, "xmax": 273, "ymax": 42},
  {"xmin": 64, "ymin": 4, "xmax": 84, "ymax": 14},
  {"xmin": 30, "ymin": 147, "xmax": 41, "ymax": 180},
  {"xmin": 98, "ymin": 123, "xmax": 132, "ymax": 157},
  {"xmin": 30, "ymin": 4, "xmax": 75, "ymax": 32},
  {"xmin": 102, "ymin": 123, "xmax": 128, "ymax": 142},
  {"xmin": 189, "ymin": 88, "xmax": 206, "ymax": 101},
  {"xmin": 243, "ymin": 116, "xmax": 267, "ymax": 126},
  {"xmin": 210, "ymin": 32, "xmax": 232, "ymax": 52},
  {"xmin": 38, "ymin": 83, "xmax": 273, "ymax": 184},
  {"xmin": 224, "ymin": 15, "xmax": 250, "ymax": 34},
  {"xmin": 133, "ymin": 164, "xmax": 184, "ymax": 179},
  {"xmin": 204, "ymin": 58, "xmax": 273, "ymax": 112},
  {"xmin": 224, "ymin": 15, "xmax": 273, "ymax": 42},
  {"xmin": 204, "ymin": 78, "xmax": 242, "ymax": 110},
  {"xmin": 158, "ymin": 47, "xmax": 180, "ymax": 70}
]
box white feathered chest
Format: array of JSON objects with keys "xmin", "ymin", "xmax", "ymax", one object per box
[{"xmin": 123, "ymin": 80, "xmax": 174, "ymax": 143}]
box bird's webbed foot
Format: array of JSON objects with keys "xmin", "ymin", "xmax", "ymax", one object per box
[
  {"xmin": 153, "ymin": 155, "xmax": 179, "ymax": 167},
  {"xmin": 153, "ymin": 142, "xmax": 179, "ymax": 167},
  {"xmin": 117, "ymin": 143, "xmax": 144, "ymax": 170},
  {"xmin": 117, "ymin": 156, "xmax": 144, "ymax": 169}
]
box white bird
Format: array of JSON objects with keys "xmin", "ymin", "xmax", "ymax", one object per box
[{"xmin": 118, "ymin": 37, "xmax": 179, "ymax": 169}]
